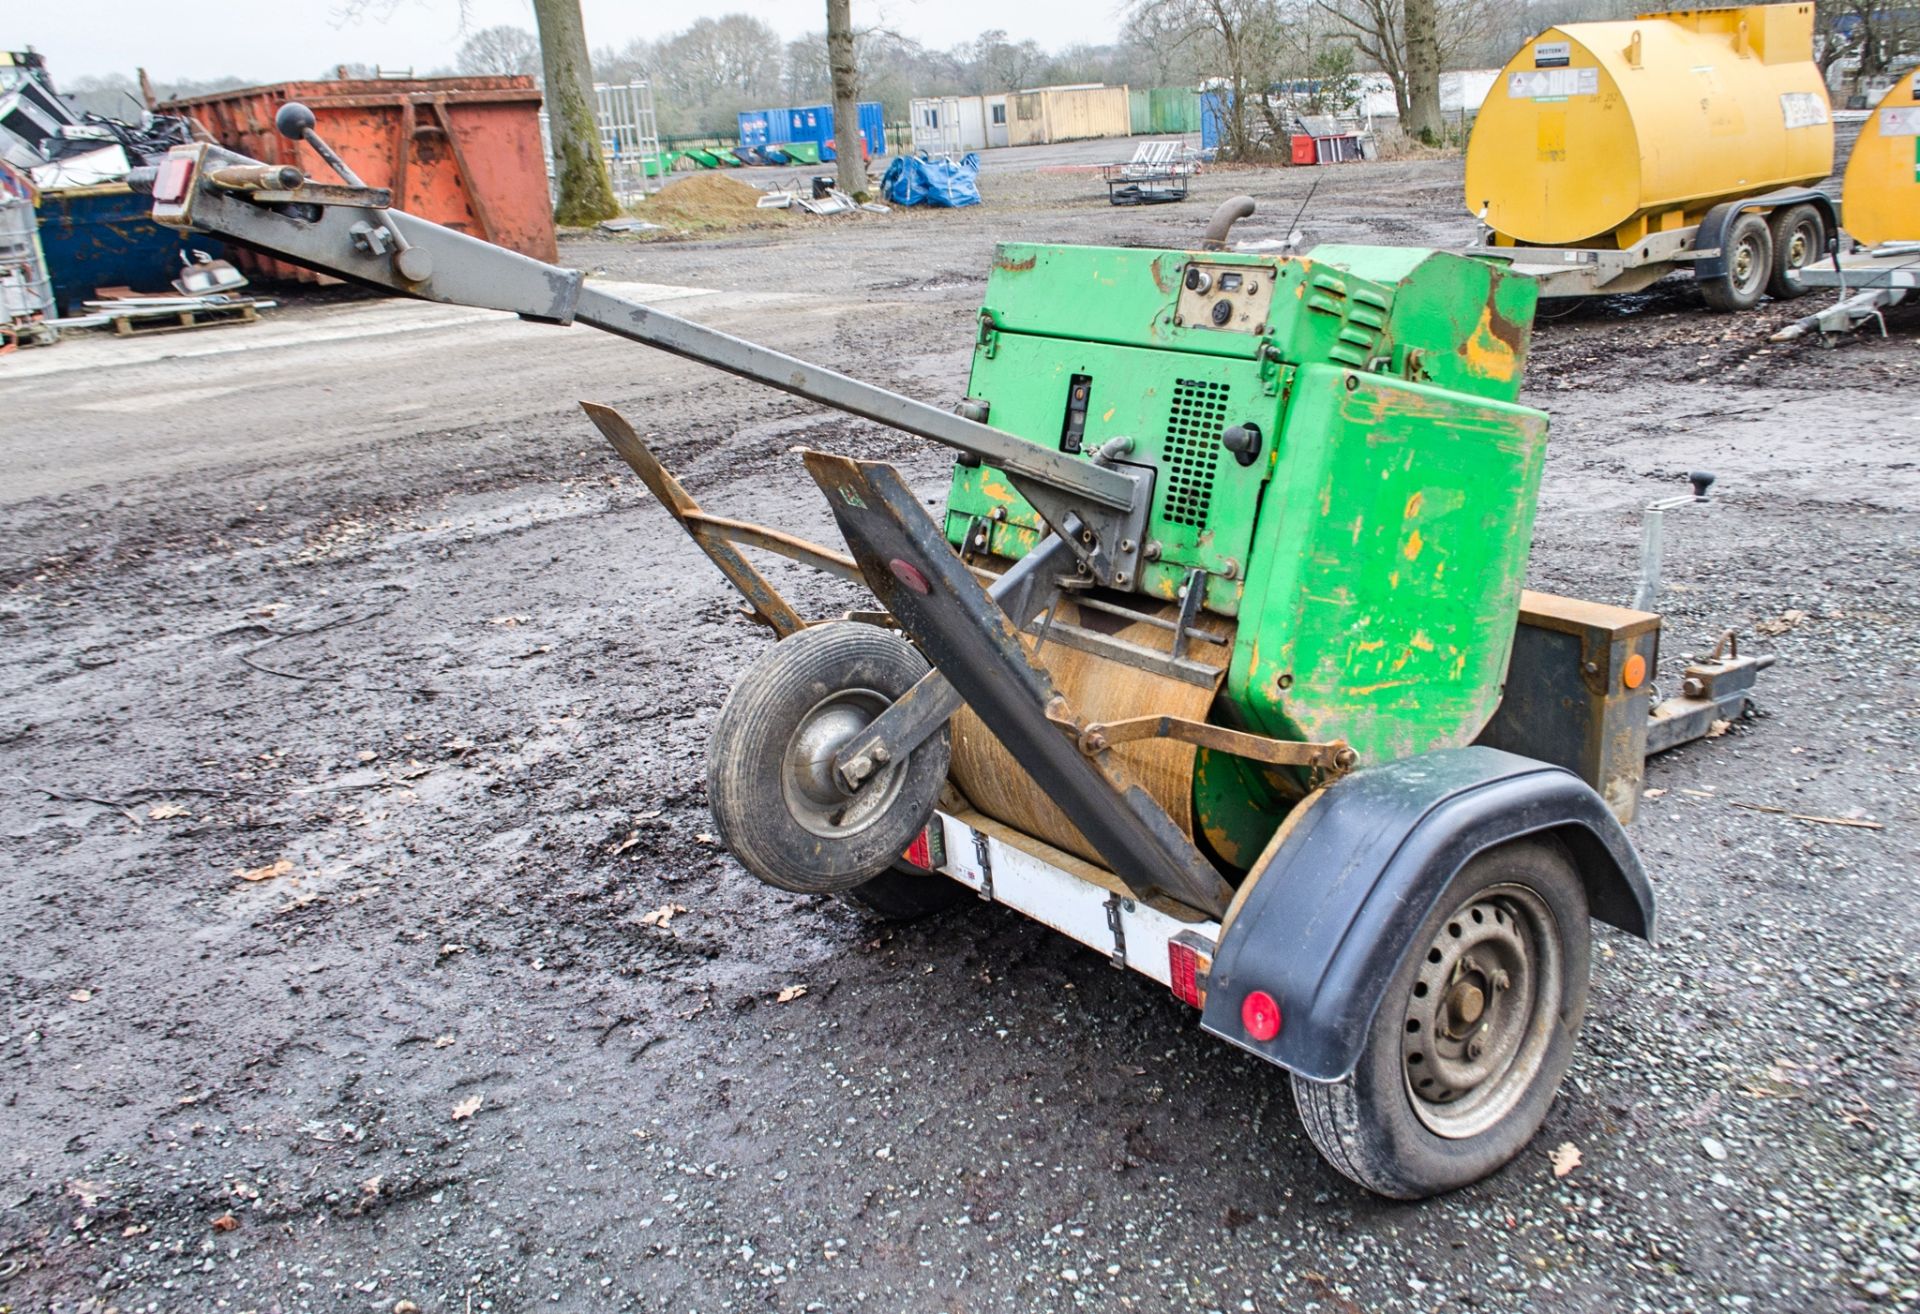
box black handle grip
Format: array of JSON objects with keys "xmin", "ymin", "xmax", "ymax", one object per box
[
  {"xmin": 274, "ymin": 102, "xmax": 317, "ymax": 141},
  {"xmin": 1689, "ymin": 470, "xmax": 1716, "ymax": 499}
]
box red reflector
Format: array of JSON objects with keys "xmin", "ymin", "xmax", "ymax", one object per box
[
  {"xmin": 1168, "ymin": 940, "xmax": 1203, "ymax": 1009},
  {"xmin": 888, "ymin": 558, "xmax": 931, "ymax": 594},
  {"xmin": 1241, "ymin": 989, "xmax": 1282, "ymax": 1042},
  {"xmin": 902, "ymin": 829, "xmax": 932, "ymax": 870},
  {"xmin": 154, "ymin": 155, "xmax": 195, "ymax": 204}
]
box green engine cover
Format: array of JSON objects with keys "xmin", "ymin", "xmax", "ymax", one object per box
[{"xmin": 944, "ymin": 241, "xmax": 1546, "ymax": 868}]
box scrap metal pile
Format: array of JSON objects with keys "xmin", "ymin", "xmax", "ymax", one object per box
[{"xmin": 0, "ymin": 50, "xmax": 265, "ymax": 347}]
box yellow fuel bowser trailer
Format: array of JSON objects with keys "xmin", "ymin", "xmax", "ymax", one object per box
[
  {"xmin": 1464, "ymin": 4, "xmax": 1837, "ymax": 310},
  {"xmin": 1773, "ymin": 69, "xmax": 1920, "ymax": 339}
]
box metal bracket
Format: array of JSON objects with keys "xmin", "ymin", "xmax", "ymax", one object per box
[
  {"xmin": 971, "ymin": 829, "xmax": 994, "ymax": 902},
  {"xmin": 1105, "ymin": 894, "xmax": 1130, "ymax": 970},
  {"xmin": 1170, "ymin": 567, "xmax": 1207, "ymax": 661},
  {"xmin": 1049, "ymin": 706, "xmax": 1358, "ymax": 775}
]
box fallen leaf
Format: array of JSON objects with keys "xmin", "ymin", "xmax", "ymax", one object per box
[
  {"xmin": 121, "ymin": 1223, "xmax": 148, "ymax": 1237},
  {"xmin": 356, "ymin": 750, "xmax": 378, "ymax": 762},
  {"xmin": 639, "ymin": 903, "xmax": 688, "ymax": 928},
  {"xmin": 361, "ymin": 1175, "xmax": 383, "ymax": 1197},
  {"xmin": 1549, "ymin": 1141, "xmax": 1582, "ymax": 1178},
  {"xmin": 438, "ymin": 943, "xmax": 466, "ymax": 958},
  {"xmin": 609, "ymin": 831, "xmax": 641, "ymax": 857},
  {"xmin": 433, "ymin": 1034, "xmax": 455, "ymax": 1049},
  {"xmin": 1754, "ymin": 608, "xmax": 1808, "ymax": 636},
  {"xmin": 488, "ymin": 615, "xmax": 530, "ymax": 627},
  {"xmin": 451, "ymin": 1095, "xmax": 482, "ymax": 1121},
  {"xmin": 236, "ymin": 858, "xmax": 294, "ymax": 883},
  {"xmin": 776, "ymin": 984, "xmax": 808, "ymax": 1003},
  {"xmin": 1642, "ymin": 788, "xmax": 1667, "ymax": 799},
  {"xmin": 148, "ymin": 802, "xmax": 190, "ymax": 820},
  {"xmin": 69, "ymin": 988, "xmax": 92, "ymax": 1002},
  {"xmin": 1706, "ymin": 718, "xmax": 1732, "ymax": 738},
  {"xmin": 695, "ymin": 832, "xmax": 715, "ymax": 845},
  {"xmin": 66, "ymin": 1179, "xmax": 111, "ymax": 1208},
  {"xmin": 211, "ymin": 1212, "xmax": 238, "ymax": 1232}
]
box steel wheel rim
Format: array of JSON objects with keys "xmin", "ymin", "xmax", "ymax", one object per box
[
  {"xmin": 1733, "ymin": 236, "xmax": 1761, "ymax": 289},
  {"xmin": 1402, "ymin": 883, "xmax": 1563, "ymax": 1140},
  {"xmin": 779, "ymin": 687, "xmax": 905, "ymax": 840},
  {"xmin": 1786, "ymin": 222, "xmax": 1814, "ymax": 271}
]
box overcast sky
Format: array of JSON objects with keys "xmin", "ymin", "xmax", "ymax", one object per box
[{"xmin": 14, "ymin": 0, "xmax": 1131, "ymax": 85}]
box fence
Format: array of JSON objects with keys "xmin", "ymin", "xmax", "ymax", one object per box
[{"xmin": 541, "ymin": 80, "xmax": 664, "ymax": 202}]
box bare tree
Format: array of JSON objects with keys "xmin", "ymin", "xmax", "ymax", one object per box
[
  {"xmin": 533, "ymin": 0, "xmax": 617, "ymax": 225},
  {"xmin": 1128, "ymin": 0, "xmax": 1290, "ymax": 158},
  {"xmin": 1315, "ymin": 0, "xmax": 1503, "ymax": 133},
  {"xmin": 827, "ymin": 0, "xmax": 867, "ymax": 197},
  {"xmin": 457, "ymin": 25, "xmax": 542, "ymax": 80}
]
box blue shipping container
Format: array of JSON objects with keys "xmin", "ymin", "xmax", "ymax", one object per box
[{"xmin": 736, "ymin": 102, "xmax": 886, "ymax": 161}]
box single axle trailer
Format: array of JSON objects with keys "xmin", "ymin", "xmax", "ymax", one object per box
[{"xmin": 133, "ymin": 105, "xmax": 1771, "ymax": 1198}]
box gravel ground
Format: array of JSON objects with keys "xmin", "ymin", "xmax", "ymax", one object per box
[{"xmin": 1, "ymin": 144, "xmax": 1916, "ymax": 1313}]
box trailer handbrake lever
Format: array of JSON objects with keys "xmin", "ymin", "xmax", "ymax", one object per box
[{"xmin": 274, "ymin": 101, "xmax": 433, "ymax": 285}]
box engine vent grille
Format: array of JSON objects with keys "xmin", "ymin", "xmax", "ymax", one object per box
[{"xmin": 1162, "ymin": 378, "xmax": 1229, "ymax": 528}]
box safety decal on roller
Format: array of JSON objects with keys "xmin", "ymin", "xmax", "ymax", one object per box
[
  {"xmin": 1780, "ymin": 92, "xmax": 1830, "ymax": 130},
  {"xmin": 1879, "ymin": 106, "xmax": 1920, "ymax": 137},
  {"xmin": 1508, "ymin": 67, "xmax": 1597, "ymax": 100}
]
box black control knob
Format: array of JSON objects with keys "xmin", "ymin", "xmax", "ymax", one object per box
[
  {"xmin": 1221, "ymin": 422, "xmax": 1263, "ymax": 467},
  {"xmin": 275, "ymin": 102, "xmax": 318, "ymax": 141},
  {"xmin": 1184, "ymin": 267, "xmax": 1212, "ymax": 293},
  {"xmin": 1689, "ymin": 470, "xmax": 1716, "ymax": 498}
]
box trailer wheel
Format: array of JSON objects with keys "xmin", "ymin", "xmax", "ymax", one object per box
[
  {"xmin": 1765, "ymin": 205, "xmax": 1825, "ymax": 301},
  {"xmin": 1699, "ymin": 212, "xmax": 1773, "ymax": 311},
  {"xmin": 1291, "ymin": 838, "xmax": 1590, "ymax": 1199},
  {"xmin": 707, "ymin": 623, "xmax": 950, "ymax": 895}
]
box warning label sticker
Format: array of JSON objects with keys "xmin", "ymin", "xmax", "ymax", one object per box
[
  {"xmin": 1508, "ymin": 67, "xmax": 1598, "ymax": 100},
  {"xmin": 1780, "ymin": 92, "xmax": 1830, "ymax": 130},
  {"xmin": 1879, "ymin": 106, "xmax": 1920, "ymax": 137},
  {"xmin": 1533, "ymin": 41, "xmax": 1571, "ymax": 68}
]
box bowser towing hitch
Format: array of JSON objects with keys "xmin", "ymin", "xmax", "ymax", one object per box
[{"xmin": 135, "ymin": 107, "xmax": 1778, "ymax": 1200}]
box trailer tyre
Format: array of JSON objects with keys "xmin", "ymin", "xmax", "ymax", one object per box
[
  {"xmin": 708, "ymin": 623, "xmax": 950, "ymax": 896},
  {"xmin": 1700, "ymin": 212, "xmax": 1773, "ymax": 311},
  {"xmin": 1765, "ymin": 204, "xmax": 1825, "ymax": 301},
  {"xmin": 1290, "ymin": 838, "xmax": 1590, "ymax": 1199}
]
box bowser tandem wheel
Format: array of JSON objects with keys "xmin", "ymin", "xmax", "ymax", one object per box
[
  {"xmin": 1291, "ymin": 839, "xmax": 1591, "ymax": 1198},
  {"xmin": 1765, "ymin": 204, "xmax": 1825, "ymax": 301},
  {"xmin": 1700, "ymin": 212, "xmax": 1774, "ymax": 312},
  {"xmin": 707, "ymin": 623, "xmax": 950, "ymax": 896}
]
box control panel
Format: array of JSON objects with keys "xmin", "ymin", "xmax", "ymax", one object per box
[{"xmin": 1173, "ymin": 262, "xmax": 1276, "ymax": 335}]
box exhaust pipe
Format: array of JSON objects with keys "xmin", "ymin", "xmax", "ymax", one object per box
[{"xmin": 1201, "ymin": 196, "xmax": 1256, "ymax": 250}]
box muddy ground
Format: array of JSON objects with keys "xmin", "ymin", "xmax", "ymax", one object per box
[{"xmin": 2, "ymin": 146, "xmax": 1916, "ymax": 1314}]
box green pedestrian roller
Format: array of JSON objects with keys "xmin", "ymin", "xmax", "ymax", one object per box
[{"xmin": 151, "ymin": 118, "xmax": 1779, "ymax": 1201}]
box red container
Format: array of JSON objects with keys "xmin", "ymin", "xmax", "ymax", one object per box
[
  {"xmin": 1290, "ymin": 134, "xmax": 1317, "ymax": 166},
  {"xmin": 162, "ymin": 76, "xmax": 555, "ymax": 282}
]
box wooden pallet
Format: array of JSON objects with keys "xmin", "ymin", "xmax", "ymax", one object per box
[{"xmin": 107, "ymin": 301, "xmax": 261, "ymax": 337}]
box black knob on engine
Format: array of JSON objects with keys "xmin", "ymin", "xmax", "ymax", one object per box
[{"xmin": 1221, "ymin": 422, "xmax": 1263, "ymax": 467}]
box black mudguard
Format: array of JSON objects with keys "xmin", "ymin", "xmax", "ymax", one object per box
[
  {"xmin": 1199, "ymin": 746, "xmax": 1653, "ymax": 1082},
  {"xmin": 1696, "ymin": 187, "xmax": 1840, "ymax": 283}
]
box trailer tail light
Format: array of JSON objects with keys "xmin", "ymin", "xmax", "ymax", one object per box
[
  {"xmin": 1167, "ymin": 932, "xmax": 1213, "ymax": 1009},
  {"xmin": 900, "ymin": 821, "xmax": 944, "ymax": 871},
  {"xmin": 1241, "ymin": 989, "xmax": 1282, "ymax": 1042},
  {"xmin": 154, "ymin": 154, "xmax": 196, "ymax": 204}
]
